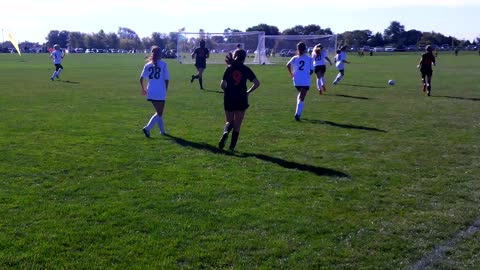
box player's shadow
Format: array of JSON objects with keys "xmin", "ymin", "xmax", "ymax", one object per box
[
  {"xmin": 340, "ymin": 83, "xmax": 387, "ymax": 89},
  {"xmin": 334, "ymin": 94, "xmax": 370, "ymax": 100},
  {"xmin": 433, "ymin": 95, "xmax": 480, "ymax": 101},
  {"xmin": 60, "ymin": 80, "xmax": 80, "ymax": 84},
  {"xmin": 164, "ymin": 134, "xmax": 349, "ymax": 178},
  {"xmin": 302, "ymin": 119, "xmax": 387, "ymax": 133},
  {"xmin": 202, "ymin": 89, "xmax": 223, "ymax": 94}
]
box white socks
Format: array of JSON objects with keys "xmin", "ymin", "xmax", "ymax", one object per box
[
  {"xmin": 334, "ymin": 73, "xmax": 343, "ymax": 83},
  {"xmin": 157, "ymin": 116, "xmax": 165, "ymax": 134},
  {"xmin": 295, "ymin": 95, "xmax": 304, "ymax": 116},
  {"xmin": 316, "ymin": 77, "xmax": 325, "ymax": 90},
  {"xmin": 144, "ymin": 113, "xmax": 165, "ymax": 135}
]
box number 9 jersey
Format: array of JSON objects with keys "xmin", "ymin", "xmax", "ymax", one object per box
[
  {"xmin": 140, "ymin": 60, "xmax": 169, "ymax": 101},
  {"xmin": 287, "ymin": 54, "xmax": 313, "ymax": 87}
]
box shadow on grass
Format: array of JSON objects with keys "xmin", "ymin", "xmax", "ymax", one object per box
[
  {"xmin": 60, "ymin": 80, "xmax": 80, "ymax": 84},
  {"xmin": 202, "ymin": 89, "xmax": 223, "ymax": 94},
  {"xmin": 339, "ymin": 83, "xmax": 387, "ymax": 89},
  {"xmin": 433, "ymin": 95, "xmax": 480, "ymax": 101},
  {"xmin": 334, "ymin": 94, "xmax": 370, "ymax": 100},
  {"xmin": 302, "ymin": 119, "xmax": 387, "ymax": 133},
  {"xmin": 164, "ymin": 134, "xmax": 349, "ymax": 178}
]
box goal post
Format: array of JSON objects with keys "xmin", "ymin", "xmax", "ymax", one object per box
[
  {"xmin": 264, "ymin": 34, "xmax": 337, "ymax": 64},
  {"xmin": 177, "ymin": 31, "xmax": 267, "ymax": 65}
]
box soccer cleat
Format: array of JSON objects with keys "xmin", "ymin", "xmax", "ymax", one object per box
[
  {"xmin": 142, "ymin": 128, "xmax": 150, "ymax": 138},
  {"xmin": 332, "ymin": 80, "xmax": 337, "ymax": 85},
  {"xmin": 318, "ymin": 89, "xmax": 323, "ymax": 95},
  {"xmin": 218, "ymin": 132, "xmax": 228, "ymax": 149},
  {"xmin": 422, "ymin": 84, "xmax": 426, "ymax": 92},
  {"xmin": 322, "ymin": 85, "xmax": 327, "ymax": 92},
  {"xmin": 190, "ymin": 75, "xmax": 195, "ymax": 83},
  {"xmin": 294, "ymin": 114, "xmax": 301, "ymax": 121},
  {"xmin": 427, "ymin": 91, "xmax": 431, "ymax": 96},
  {"xmin": 50, "ymin": 77, "xmax": 54, "ymax": 81}
]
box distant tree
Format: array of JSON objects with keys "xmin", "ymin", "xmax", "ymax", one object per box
[
  {"xmin": 282, "ymin": 25, "xmax": 305, "ymax": 35},
  {"xmin": 46, "ymin": 30, "xmax": 69, "ymax": 48},
  {"xmin": 150, "ymin": 32, "xmax": 165, "ymax": 48},
  {"xmin": 369, "ymin": 32, "xmax": 384, "ymax": 47},
  {"xmin": 118, "ymin": 27, "xmax": 139, "ymax": 39},
  {"xmin": 68, "ymin": 31, "xmax": 85, "ymax": 48},
  {"xmin": 476, "ymin": 36, "xmax": 480, "ymax": 44},
  {"xmin": 105, "ymin": 32, "xmax": 120, "ymax": 49},
  {"xmin": 384, "ymin": 21, "xmax": 405, "ymax": 45},
  {"xmin": 403, "ymin": 29, "xmax": 422, "ymax": 46},
  {"xmin": 246, "ymin": 24, "xmax": 280, "ymax": 35}
]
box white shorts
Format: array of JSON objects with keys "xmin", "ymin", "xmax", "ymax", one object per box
[{"xmin": 146, "ymin": 88, "xmax": 166, "ymax": 101}]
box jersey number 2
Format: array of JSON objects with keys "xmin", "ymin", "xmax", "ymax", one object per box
[{"xmin": 299, "ymin": 60, "xmax": 305, "ymax": 70}]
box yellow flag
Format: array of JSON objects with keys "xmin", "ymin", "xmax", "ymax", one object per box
[{"xmin": 7, "ymin": 32, "xmax": 21, "ymax": 56}]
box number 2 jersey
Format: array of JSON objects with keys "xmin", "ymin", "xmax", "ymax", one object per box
[
  {"xmin": 140, "ymin": 60, "xmax": 169, "ymax": 101},
  {"xmin": 287, "ymin": 54, "xmax": 313, "ymax": 87}
]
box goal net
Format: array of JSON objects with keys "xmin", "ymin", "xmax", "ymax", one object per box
[
  {"xmin": 177, "ymin": 32, "xmax": 267, "ymax": 65},
  {"xmin": 264, "ymin": 35, "xmax": 337, "ymax": 64}
]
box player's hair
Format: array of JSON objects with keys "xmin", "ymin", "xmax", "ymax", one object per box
[
  {"xmin": 148, "ymin": 46, "xmax": 162, "ymax": 66},
  {"xmin": 225, "ymin": 49, "xmax": 247, "ymax": 66},
  {"xmin": 426, "ymin": 45, "xmax": 433, "ymax": 52},
  {"xmin": 296, "ymin": 42, "xmax": 306, "ymax": 55},
  {"xmin": 313, "ymin": 44, "xmax": 323, "ymax": 55},
  {"xmin": 54, "ymin": 44, "xmax": 60, "ymax": 50},
  {"xmin": 336, "ymin": 49, "xmax": 341, "ymax": 54},
  {"xmin": 200, "ymin": 39, "xmax": 206, "ymax": 48}
]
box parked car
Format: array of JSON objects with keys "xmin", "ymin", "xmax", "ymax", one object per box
[
  {"xmin": 374, "ymin": 47, "xmax": 385, "ymax": 52},
  {"xmin": 394, "ymin": 46, "xmax": 406, "ymax": 52},
  {"xmin": 74, "ymin": 48, "xmax": 84, "ymax": 53},
  {"xmin": 384, "ymin": 46, "xmax": 395, "ymax": 52},
  {"xmin": 406, "ymin": 45, "xmax": 418, "ymax": 52}
]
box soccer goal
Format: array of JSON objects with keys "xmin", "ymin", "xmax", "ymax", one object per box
[
  {"xmin": 177, "ymin": 31, "xmax": 267, "ymax": 65},
  {"xmin": 264, "ymin": 35, "xmax": 337, "ymax": 64}
]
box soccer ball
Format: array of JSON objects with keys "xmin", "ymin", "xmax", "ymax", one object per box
[{"xmin": 388, "ymin": 80, "xmax": 395, "ymax": 85}]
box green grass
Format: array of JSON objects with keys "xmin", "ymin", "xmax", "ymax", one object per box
[{"xmin": 0, "ymin": 52, "xmax": 479, "ymax": 269}]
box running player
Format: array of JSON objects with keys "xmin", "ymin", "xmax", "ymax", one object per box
[
  {"xmin": 333, "ymin": 46, "xmax": 350, "ymax": 85},
  {"xmin": 49, "ymin": 44, "xmax": 65, "ymax": 81},
  {"xmin": 190, "ymin": 39, "xmax": 209, "ymax": 90},
  {"xmin": 287, "ymin": 42, "xmax": 313, "ymax": 121},
  {"xmin": 312, "ymin": 43, "xmax": 333, "ymax": 94},
  {"xmin": 218, "ymin": 49, "xmax": 260, "ymax": 152},
  {"xmin": 140, "ymin": 46, "xmax": 170, "ymax": 137},
  {"xmin": 417, "ymin": 45, "xmax": 436, "ymax": 96}
]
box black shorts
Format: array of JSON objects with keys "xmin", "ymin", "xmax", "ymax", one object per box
[
  {"xmin": 314, "ymin": 65, "xmax": 326, "ymax": 74},
  {"xmin": 295, "ymin": 86, "xmax": 310, "ymax": 91},
  {"xmin": 54, "ymin": 64, "xmax": 64, "ymax": 71},
  {"xmin": 421, "ymin": 68, "xmax": 433, "ymax": 77},
  {"xmin": 195, "ymin": 62, "xmax": 206, "ymax": 69},
  {"xmin": 224, "ymin": 96, "xmax": 249, "ymax": 111}
]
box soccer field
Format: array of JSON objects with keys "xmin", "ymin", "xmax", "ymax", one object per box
[{"xmin": 0, "ymin": 52, "xmax": 479, "ymax": 269}]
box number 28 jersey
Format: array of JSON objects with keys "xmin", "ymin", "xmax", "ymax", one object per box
[
  {"xmin": 287, "ymin": 54, "xmax": 312, "ymax": 87},
  {"xmin": 140, "ymin": 60, "xmax": 169, "ymax": 100}
]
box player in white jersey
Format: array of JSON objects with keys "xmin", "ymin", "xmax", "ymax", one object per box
[
  {"xmin": 333, "ymin": 46, "xmax": 350, "ymax": 85},
  {"xmin": 287, "ymin": 42, "xmax": 313, "ymax": 121},
  {"xmin": 49, "ymin": 44, "xmax": 65, "ymax": 81},
  {"xmin": 139, "ymin": 46, "xmax": 170, "ymax": 137},
  {"xmin": 312, "ymin": 43, "xmax": 333, "ymax": 94}
]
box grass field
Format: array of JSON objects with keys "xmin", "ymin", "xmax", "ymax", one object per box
[{"xmin": 0, "ymin": 52, "xmax": 479, "ymax": 269}]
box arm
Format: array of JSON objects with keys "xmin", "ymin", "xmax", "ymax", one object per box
[
  {"xmin": 191, "ymin": 50, "xmax": 196, "ymax": 59},
  {"xmin": 286, "ymin": 64, "xmax": 293, "ymax": 78},
  {"xmin": 165, "ymin": 80, "xmax": 169, "ymax": 91},
  {"xmin": 247, "ymin": 78, "xmax": 260, "ymax": 95},
  {"xmin": 220, "ymin": 80, "xmax": 227, "ymax": 91},
  {"xmin": 325, "ymin": 56, "xmax": 332, "ymax": 65},
  {"xmin": 417, "ymin": 57, "xmax": 422, "ymax": 68},
  {"xmin": 139, "ymin": 77, "xmax": 146, "ymax": 95}
]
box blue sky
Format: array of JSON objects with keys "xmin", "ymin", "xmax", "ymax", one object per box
[{"xmin": 1, "ymin": 0, "xmax": 479, "ymax": 43}]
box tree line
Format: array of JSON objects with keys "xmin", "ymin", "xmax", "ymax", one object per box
[{"xmin": 1, "ymin": 21, "xmax": 479, "ymax": 52}]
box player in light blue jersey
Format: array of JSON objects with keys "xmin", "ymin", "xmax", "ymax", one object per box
[
  {"xmin": 139, "ymin": 46, "xmax": 170, "ymax": 137},
  {"xmin": 287, "ymin": 42, "xmax": 313, "ymax": 121}
]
